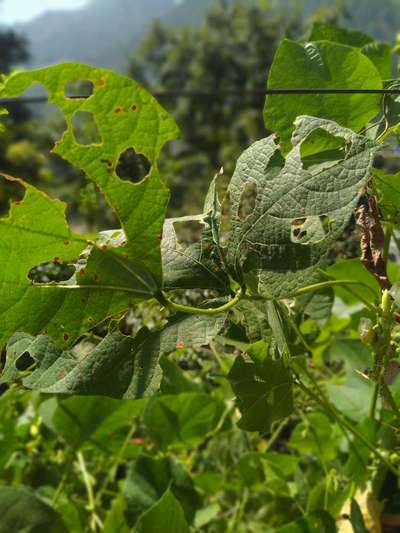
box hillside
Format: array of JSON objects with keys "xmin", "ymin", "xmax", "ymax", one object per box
[
  {"xmin": 13, "ymin": 0, "xmax": 400, "ymax": 73},
  {"xmin": 15, "ymin": 0, "xmax": 175, "ymax": 72}
]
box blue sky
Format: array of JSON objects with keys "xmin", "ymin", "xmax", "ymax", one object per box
[{"xmin": 1, "ymin": 0, "xmax": 89, "ymax": 25}]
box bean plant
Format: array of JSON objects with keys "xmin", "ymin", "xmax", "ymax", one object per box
[{"xmin": 1, "ymin": 22, "xmax": 400, "ymax": 533}]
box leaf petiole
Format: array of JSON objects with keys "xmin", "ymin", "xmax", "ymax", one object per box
[{"xmin": 156, "ymin": 287, "xmax": 244, "ymax": 316}]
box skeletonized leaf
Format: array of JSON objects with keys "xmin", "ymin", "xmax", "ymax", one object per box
[{"xmin": 225, "ymin": 117, "xmax": 375, "ymax": 298}]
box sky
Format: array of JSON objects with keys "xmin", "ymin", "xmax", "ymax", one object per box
[{"xmin": 1, "ymin": 0, "xmax": 89, "ymax": 25}]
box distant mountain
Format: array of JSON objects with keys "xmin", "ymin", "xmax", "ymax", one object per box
[
  {"xmin": 15, "ymin": 0, "xmax": 176, "ymax": 72},
  {"xmin": 12, "ymin": 0, "xmax": 400, "ymax": 74}
]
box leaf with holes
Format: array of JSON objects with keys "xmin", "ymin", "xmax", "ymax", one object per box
[
  {"xmin": 1, "ymin": 309, "xmax": 227, "ymax": 397},
  {"xmin": 0, "ymin": 63, "xmax": 179, "ymax": 347},
  {"xmin": 0, "ymin": 177, "xmax": 147, "ymax": 348},
  {"xmin": 225, "ymin": 117, "xmax": 376, "ymax": 298},
  {"xmin": 1, "ymin": 64, "xmax": 179, "ymax": 283}
]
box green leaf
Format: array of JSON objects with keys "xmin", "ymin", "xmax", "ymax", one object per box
[
  {"xmin": 1, "ymin": 309, "xmax": 226, "ymax": 397},
  {"xmin": 373, "ymin": 169, "xmax": 400, "ymax": 223},
  {"xmin": 103, "ymin": 495, "xmax": 130, "ymax": 533},
  {"xmin": 226, "ymin": 117, "xmax": 375, "ymax": 298},
  {"xmin": 135, "ymin": 488, "xmax": 190, "ymax": 533},
  {"xmin": 325, "ymin": 259, "xmax": 380, "ymax": 305},
  {"xmin": 289, "ymin": 412, "xmax": 341, "ymax": 462},
  {"xmin": 160, "ymin": 357, "xmax": 200, "ymax": 395},
  {"xmin": 234, "ymin": 300, "xmax": 271, "ymax": 343},
  {"xmin": 0, "ymin": 486, "xmax": 66, "ymax": 533},
  {"xmin": 124, "ymin": 454, "xmax": 200, "ymax": 526},
  {"xmin": 309, "ymin": 23, "xmax": 374, "ymax": 48},
  {"xmin": 0, "ymin": 63, "xmax": 179, "ymax": 348},
  {"xmin": 228, "ymin": 349, "xmax": 293, "ymax": 432},
  {"xmin": 143, "ymin": 392, "xmax": 225, "ymax": 450},
  {"xmin": 162, "ymin": 173, "xmax": 229, "ymax": 291},
  {"xmin": 264, "ymin": 39, "xmax": 382, "ymax": 152},
  {"xmin": 1, "ymin": 64, "xmax": 179, "ymax": 282},
  {"xmin": 309, "ymin": 23, "xmax": 392, "ymax": 78},
  {"xmin": 39, "ymin": 396, "xmax": 144, "ymax": 450},
  {"xmin": 350, "ymin": 498, "xmax": 369, "ymax": 533}
]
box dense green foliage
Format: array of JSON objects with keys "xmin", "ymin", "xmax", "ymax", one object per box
[{"xmin": 1, "ymin": 18, "xmax": 400, "ymax": 533}]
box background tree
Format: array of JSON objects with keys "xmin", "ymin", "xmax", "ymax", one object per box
[{"xmin": 130, "ymin": 0, "xmax": 303, "ymax": 213}]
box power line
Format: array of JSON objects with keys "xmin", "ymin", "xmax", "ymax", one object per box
[{"xmin": 0, "ymin": 87, "xmax": 400, "ymax": 105}]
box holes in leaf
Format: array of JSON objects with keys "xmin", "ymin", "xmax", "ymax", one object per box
[
  {"xmin": 16, "ymin": 351, "xmax": 35, "ymax": 371},
  {"xmin": 291, "ymin": 215, "xmax": 331, "ymax": 245},
  {"xmin": 265, "ymin": 149, "xmax": 285, "ymax": 179},
  {"xmin": 300, "ymin": 129, "xmax": 346, "ymax": 170},
  {"xmin": 238, "ymin": 181, "xmax": 257, "ymax": 220},
  {"xmin": 115, "ymin": 148, "xmax": 151, "ymax": 183},
  {"xmin": 64, "ymin": 79, "xmax": 94, "ymax": 99},
  {"xmin": 72, "ymin": 111, "xmax": 102, "ymax": 145},
  {"xmin": 173, "ymin": 219, "xmax": 203, "ymax": 247},
  {"xmin": 28, "ymin": 262, "xmax": 75, "ymax": 284}
]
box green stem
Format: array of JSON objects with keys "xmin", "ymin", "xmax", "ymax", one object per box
[
  {"xmin": 265, "ymin": 417, "xmax": 289, "ymax": 452},
  {"xmin": 369, "ymin": 381, "xmax": 380, "ymax": 419},
  {"xmin": 294, "ymin": 279, "xmax": 362, "ymax": 296},
  {"xmin": 297, "ymin": 377, "xmax": 399, "ymax": 477},
  {"xmin": 157, "ymin": 287, "xmax": 243, "ymax": 316},
  {"xmin": 94, "ymin": 422, "xmax": 137, "ymax": 507},
  {"xmin": 77, "ymin": 451, "xmax": 103, "ymax": 531}
]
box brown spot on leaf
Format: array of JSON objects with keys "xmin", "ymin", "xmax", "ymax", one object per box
[
  {"xmin": 53, "ymin": 257, "xmax": 61, "ymax": 264},
  {"xmin": 64, "ymin": 240, "xmax": 70, "ymax": 245},
  {"xmin": 79, "ymin": 268, "xmax": 86, "ymax": 275},
  {"xmin": 58, "ymin": 369, "xmax": 66, "ymax": 379},
  {"xmin": 63, "ymin": 333, "xmax": 69, "ymax": 342},
  {"xmin": 114, "ymin": 106, "xmax": 126, "ymax": 114},
  {"xmin": 131, "ymin": 104, "xmax": 137, "ymax": 111},
  {"xmin": 97, "ymin": 79, "xmax": 105, "ymax": 87},
  {"xmin": 176, "ymin": 341, "xmax": 185, "ymax": 349},
  {"xmin": 101, "ymin": 244, "xmax": 108, "ymax": 250}
]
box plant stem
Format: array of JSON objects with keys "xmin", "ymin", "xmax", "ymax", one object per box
[
  {"xmin": 157, "ymin": 287, "xmax": 243, "ymax": 316},
  {"xmin": 369, "ymin": 382, "xmax": 381, "ymax": 419},
  {"xmin": 77, "ymin": 451, "xmax": 103, "ymax": 531},
  {"xmin": 296, "ymin": 376, "xmax": 400, "ymax": 477},
  {"xmin": 94, "ymin": 421, "xmax": 137, "ymax": 507}
]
